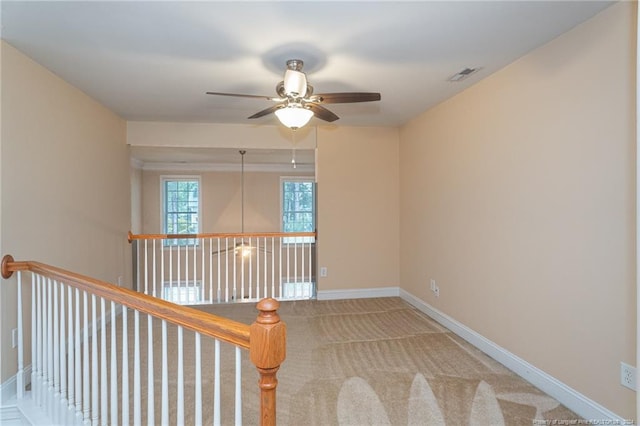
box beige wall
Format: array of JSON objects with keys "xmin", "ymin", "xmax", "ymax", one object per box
[
  {"xmin": 0, "ymin": 42, "xmax": 131, "ymax": 382},
  {"xmin": 141, "ymin": 169, "xmax": 313, "ymax": 234},
  {"xmin": 316, "ymin": 126, "xmax": 400, "ymax": 291},
  {"xmin": 399, "ymin": 2, "xmax": 635, "ymax": 418}
]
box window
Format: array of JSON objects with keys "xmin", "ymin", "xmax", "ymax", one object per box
[
  {"xmin": 162, "ymin": 176, "xmax": 201, "ymax": 246},
  {"xmin": 281, "ymin": 177, "xmax": 315, "ymax": 243}
]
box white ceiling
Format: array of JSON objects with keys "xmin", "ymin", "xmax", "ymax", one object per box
[
  {"xmin": 1, "ymin": 1, "xmax": 613, "ymax": 167},
  {"xmin": 1, "ymin": 1, "xmax": 613, "ymax": 129}
]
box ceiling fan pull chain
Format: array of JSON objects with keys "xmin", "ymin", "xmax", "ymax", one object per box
[{"xmin": 291, "ymin": 130, "xmax": 297, "ymax": 169}]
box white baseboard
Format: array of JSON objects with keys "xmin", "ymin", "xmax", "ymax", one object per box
[
  {"xmin": 0, "ymin": 373, "xmax": 16, "ymax": 406},
  {"xmin": 399, "ymin": 289, "xmax": 627, "ymax": 423},
  {"xmin": 1, "ymin": 365, "xmax": 32, "ymax": 406},
  {"xmin": 317, "ymin": 286, "xmax": 399, "ymax": 300}
]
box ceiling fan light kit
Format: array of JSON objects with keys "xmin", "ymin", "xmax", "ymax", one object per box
[
  {"xmin": 206, "ymin": 59, "xmax": 381, "ymax": 130},
  {"xmin": 275, "ymin": 104, "xmax": 314, "ymax": 130}
]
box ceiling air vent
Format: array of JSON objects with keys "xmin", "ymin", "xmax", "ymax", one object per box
[{"xmin": 448, "ymin": 67, "xmax": 480, "ymax": 82}]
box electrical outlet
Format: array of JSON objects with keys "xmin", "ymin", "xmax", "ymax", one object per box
[
  {"xmin": 320, "ymin": 267, "xmax": 328, "ymax": 277},
  {"xmin": 621, "ymin": 362, "xmax": 636, "ymax": 391},
  {"xmin": 430, "ymin": 279, "xmax": 436, "ymax": 291},
  {"xmin": 11, "ymin": 328, "xmax": 18, "ymax": 348}
]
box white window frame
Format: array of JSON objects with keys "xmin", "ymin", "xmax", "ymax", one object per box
[
  {"xmin": 161, "ymin": 175, "xmax": 202, "ymax": 246},
  {"xmin": 280, "ymin": 176, "xmax": 316, "ymax": 244}
]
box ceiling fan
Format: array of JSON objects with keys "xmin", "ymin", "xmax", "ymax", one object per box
[{"xmin": 206, "ymin": 59, "xmax": 381, "ymax": 129}]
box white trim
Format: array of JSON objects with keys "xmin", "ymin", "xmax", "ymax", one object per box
[
  {"xmin": 0, "ymin": 374, "xmax": 16, "ymax": 406},
  {"xmin": 316, "ymin": 286, "xmax": 399, "ymax": 300},
  {"xmin": 142, "ymin": 162, "xmax": 314, "ymax": 173},
  {"xmin": 0, "ymin": 404, "xmax": 23, "ymax": 425},
  {"xmin": 399, "ymin": 289, "xmax": 628, "ymax": 422},
  {"xmin": 1, "ymin": 365, "xmax": 32, "ymax": 405},
  {"xmin": 130, "ymin": 157, "xmax": 144, "ymax": 170},
  {"xmin": 16, "ymin": 393, "xmax": 57, "ymax": 425}
]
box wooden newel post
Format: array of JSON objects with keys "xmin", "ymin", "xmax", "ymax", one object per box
[{"xmin": 250, "ymin": 298, "xmax": 286, "ymax": 426}]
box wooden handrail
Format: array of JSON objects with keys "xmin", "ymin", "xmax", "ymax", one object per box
[
  {"xmin": 128, "ymin": 230, "xmax": 317, "ymax": 243},
  {"xmin": 1, "ymin": 254, "xmax": 250, "ymax": 348}
]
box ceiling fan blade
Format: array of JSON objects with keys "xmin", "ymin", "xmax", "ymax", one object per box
[
  {"xmin": 248, "ymin": 104, "xmax": 283, "ymax": 119},
  {"xmin": 206, "ymin": 91, "xmax": 279, "ymax": 101},
  {"xmin": 313, "ymin": 92, "xmax": 381, "ymax": 104},
  {"xmin": 307, "ymin": 104, "xmax": 339, "ymax": 122}
]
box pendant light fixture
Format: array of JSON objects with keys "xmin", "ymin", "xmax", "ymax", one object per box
[{"xmin": 237, "ymin": 149, "xmax": 252, "ymax": 258}]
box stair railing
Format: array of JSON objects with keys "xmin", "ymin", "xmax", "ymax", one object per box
[{"xmin": 1, "ymin": 254, "xmax": 286, "ymax": 426}]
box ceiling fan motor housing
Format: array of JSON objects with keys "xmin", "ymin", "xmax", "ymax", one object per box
[{"xmin": 283, "ymin": 69, "xmax": 307, "ymax": 98}]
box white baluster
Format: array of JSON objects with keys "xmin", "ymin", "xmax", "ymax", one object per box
[
  {"xmin": 47, "ymin": 279, "xmax": 53, "ymax": 415},
  {"xmin": 177, "ymin": 244, "xmax": 181, "ymax": 303},
  {"xmin": 133, "ymin": 310, "xmax": 141, "ymax": 425},
  {"xmin": 144, "ymin": 239, "xmax": 148, "ymax": 295},
  {"xmin": 110, "ymin": 301, "xmax": 118, "ymax": 426},
  {"xmin": 92, "ymin": 294, "xmax": 99, "ymax": 425},
  {"xmin": 147, "ymin": 315, "xmax": 154, "ymax": 425},
  {"xmin": 185, "ymin": 244, "xmax": 189, "ymax": 304},
  {"xmin": 75, "ymin": 288, "xmax": 82, "ymax": 419},
  {"xmin": 152, "ymin": 238, "xmax": 157, "ymax": 298},
  {"xmin": 137, "ymin": 240, "xmax": 141, "ymax": 293},
  {"xmin": 301, "ymin": 240, "xmax": 305, "ymax": 297},
  {"xmin": 233, "ymin": 238, "xmax": 237, "ymax": 301},
  {"xmin": 83, "ymin": 291, "xmax": 90, "ymax": 423},
  {"xmin": 67, "ymin": 285, "xmax": 75, "ymax": 424},
  {"xmin": 161, "ymin": 238, "xmax": 165, "ymax": 302},
  {"xmin": 194, "ymin": 332, "xmax": 202, "ymax": 425},
  {"xmin": 60, "ymin": 282, "xmax": 68, "ymax": 414},
  {"xmin": 294, "ymin": 239, "xmax": 299, "ymax": 292},
  {"xmin": 279, "ymin": 238, "xmax": 283, "ymax": 298},
  {"xmin": 177, "ymin": 326, "xmax": 184, "ymax": 425},
  {"xmin": 122, "ymin": 308, "xmax": 129, "ymax": 426},
  {"xmin": 192, "ymin": 240, "xmax": 197, "ymax": 303},
  {"xmin": 67, "ymin": 286, "xmax": 77, "ymax": 423},
  {"xmin": 31, "ymin": 274, "xmax": 36, "ymax": 403},
  {"xmin": 215, "ymin": 238, "xmax": 221, "ymax": 303},
  {"xmin": 264, "ymin": 237, "xmax": 268, "ymax": 298},
  {"xmin": 168, "ymin": 242, "xmax": 173, "ymax": 302},
  {"xmin": 161, "ymin": 320, "xmax": 168, "ymax": 425},
  {"xmin": 213, "ymin": 339, "xmax": 221, "ymax": 426},
  {"xmin": 210, "ymin": 238, "xmax": 215, "ymax": 303},
  {"xmin": 16, "ymin": 272, "xmax": 24, "ymax": 398},
  {"xmin": 100, "ymin": 298, "xmax": 108, "ymax": 425},
  {"xmin": 235, "ymin": 346, "xmax": 242, "ymax": 426},
  {"xmin": 202, "ymin": 237, "xmax": 206, "ymax": 303},
  {"xmin": 53, "ymin": 280, "xmax": 61, "ymax": 422},
  {"xmin": 256, "ymin": 238, "xmax": 260, "ymax": 300},
  {"xmin": 248, "ymin": 237, "xmax": 252, "ymax": 300},
  {"xmin": 36, "ymin": 275, "xmax": 43, "ymax": 407},
  {"xmin": 225, "ymin": 239, "xmax": 229, "ymax": 302},
  {"xmin": 309, "ymin": 240, "xmax": 313, "ymax": 297},
  {"xmin": 272, "ymin": 238, "xmax": 276, "ymax": 298},
  {"xmin": 286, "ymin": 240, "xmax": 291, "ymax": 295}
]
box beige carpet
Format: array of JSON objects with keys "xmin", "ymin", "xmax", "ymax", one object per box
[{"xmin": 193, "ymin": 297, "xmax": 581, "ymax": 425}]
